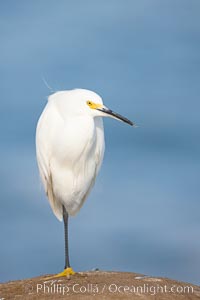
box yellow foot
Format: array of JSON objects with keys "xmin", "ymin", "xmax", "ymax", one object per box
[
  {"xmin": 44, "ymin": 268, "xmax": 75, "ymax": 280},
  {"xmin": 54, "ymin": 267, "xmax": 75, "ymax": 278}
]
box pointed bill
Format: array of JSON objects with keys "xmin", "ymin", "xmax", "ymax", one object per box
[{"xmin": 97, "ymin": 107, "xmax": 135, "ymax": 126}]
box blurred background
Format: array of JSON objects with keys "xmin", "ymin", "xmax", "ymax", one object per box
[{"xmin": 0, "ymin": 0, "xmax": 200, "ymax": 285}]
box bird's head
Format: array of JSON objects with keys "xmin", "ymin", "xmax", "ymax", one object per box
[
  {"xmin": 86, "ymin": 99, "xmax": 134, "ymax": 126},
  {"xmin": 50, "ymin": 89, "xmax": 135, "ymax": 126},
  {"xmin": 84, "ymin": 89, "xmax": 134, "ymax": 126}
]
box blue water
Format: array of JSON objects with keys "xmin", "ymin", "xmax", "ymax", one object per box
[{"xmin": 0, "ymin": 0, "xmax": 200, "ymax": 285}]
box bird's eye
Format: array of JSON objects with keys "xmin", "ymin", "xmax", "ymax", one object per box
[{"xmin": 87, "ymin": 101, "xmax": 92, "ymax": 106}]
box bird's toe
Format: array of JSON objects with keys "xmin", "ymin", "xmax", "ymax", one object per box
[{"xmin": 55, "ymin": 267, "xmax": 75, "ymax": 278}]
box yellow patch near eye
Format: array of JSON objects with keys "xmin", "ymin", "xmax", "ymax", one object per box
[{"xmin": 86, "ymin": 100, "xmax": 102, "ymax": 109}]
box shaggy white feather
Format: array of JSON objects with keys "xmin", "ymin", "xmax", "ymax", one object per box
[{"xmin": 36, "ymin": 89, "xmax": 105, "ymax": 220}]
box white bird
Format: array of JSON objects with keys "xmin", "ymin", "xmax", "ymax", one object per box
[{"xmin": 36, "ymin": 88, "xmax": 134, "ymax": 277}]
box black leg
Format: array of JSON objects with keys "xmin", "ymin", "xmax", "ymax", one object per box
[{"xmin": 63, "ymin": 205, "xmax": 70, "ymax": 269}]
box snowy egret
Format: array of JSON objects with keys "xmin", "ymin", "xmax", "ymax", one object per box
[{"xmin": 36, "ymin": 89, "xmax": 134, "ymax": 277}]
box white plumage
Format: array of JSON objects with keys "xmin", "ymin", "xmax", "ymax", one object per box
[{"xmin": 36, "ymin": 89, "xmax": 105, "ymax": 220}]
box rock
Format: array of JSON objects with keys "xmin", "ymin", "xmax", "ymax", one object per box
[{"xmin": 0, "ymin": 271, "xmax": 199, "ymax": 299}]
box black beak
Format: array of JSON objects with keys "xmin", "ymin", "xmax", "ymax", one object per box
[{"xmin": 97, "ymin": 107, "xmax": 135, "ymax": 126}]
